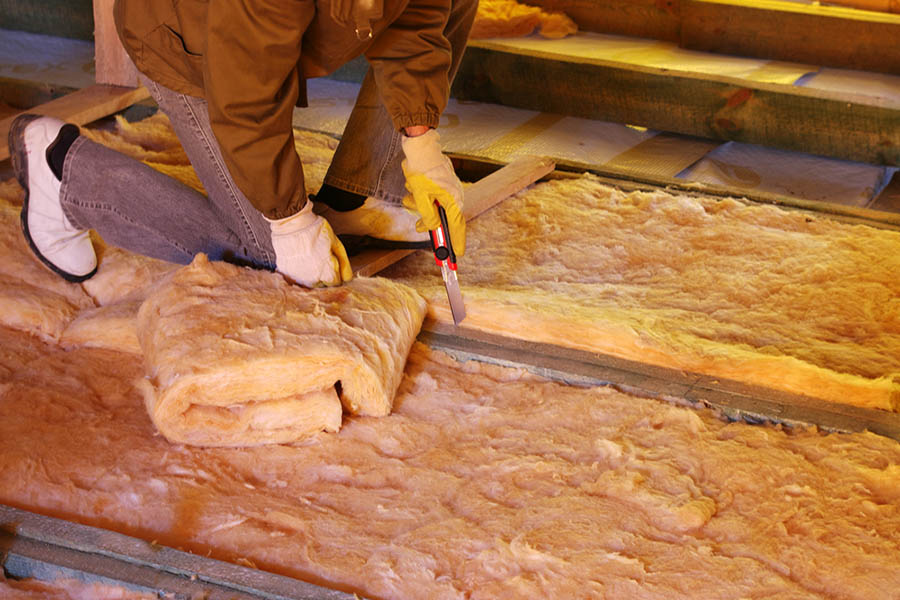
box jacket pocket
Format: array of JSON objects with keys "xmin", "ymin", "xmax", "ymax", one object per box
[
  {"xmin": 164, "ymin": 24, "xmax": 203, "ymax": 58},
  {"xmin": 144, "ymin": 23, "xmax": 206, "ymax": 88},
  {"xmin": 172, "ymin": 0, "xmax": 209, "ymax": 56}
]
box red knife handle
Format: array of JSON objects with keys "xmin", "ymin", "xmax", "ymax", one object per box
[
  {"xmin": 429, "ymin": 229, "xmax": 446, "ymax": 266},
  {"xmin": 429, "ymin": 202, "xmax": 457, "ymax": 270}
]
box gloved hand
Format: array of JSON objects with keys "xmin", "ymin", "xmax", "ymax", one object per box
[
  {"xmin": 400, "ymin": 129, "xmax": 466, "ymax": 257},
  {"xmin": 266, "ymin": 201, "xmax": 353, "ymax": 287}
]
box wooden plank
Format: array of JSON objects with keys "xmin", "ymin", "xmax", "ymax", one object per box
[
  {"xmin": 520, "ymin": 0, "xmax": 682, "ymax": 41},
  {"xmin": 0, "ymin": 78, "xmax": 77, "ymax": 113},
  {"xmin": 0, "ymin": 84, "xmax": 150, "ymax": 162},
  {"xmin": 681, "ymin": 0, "xmax": 900, "ymax": 74},
  {"xmin": 460, "ymin": 155, "xmax": 556, "ymax": 216},
  {"xmin": 350, "ymin": 155, "xmax": 556, "ymax": 277},
  {"xmin": 453, "ymin": 42, "xmax": 900, "ymax": 167},
  {"xmin": 92, "ymin": 0, "xmax": 140, "ymax": 86}
]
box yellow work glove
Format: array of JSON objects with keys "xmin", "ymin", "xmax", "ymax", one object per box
[
  {"xmin": 400, "ymin": 129, "xmax": 466, "ymax": 257},
  {"xmin": 266, "ymin": 201, "xmax": 353, "ymax": 287}
]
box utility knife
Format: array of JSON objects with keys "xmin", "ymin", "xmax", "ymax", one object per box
[{"xmin": 430, "ymin": 203, "xmax": 466, "ymax": 325}]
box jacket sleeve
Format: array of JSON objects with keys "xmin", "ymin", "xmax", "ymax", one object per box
[
  {"xmin": 203, "ymin": 0, "xmax": 314, "ymax": 219},
  {"xmin": 364, "ymin": 0, "xmax": 453, "ymax": 131}
]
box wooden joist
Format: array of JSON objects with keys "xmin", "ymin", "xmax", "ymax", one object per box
[
  {"xmin": 681, "ymin": 0, "xmax": 900, "ymax": 75},
  {"xmin": 453, "ymin": 41, "xmax": 900, "ymax": 167},
  {"xmin": 422, "ymin": 321, "xmax": 900, "ymax": 442},
  {"xmin": 521, "ymin": 0, "xmax": 900, "ymax": 74}
]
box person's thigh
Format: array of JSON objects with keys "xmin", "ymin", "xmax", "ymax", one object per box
[{"xmin": 142, "ymin": 75, "xmax": 276, "ymax": 269}]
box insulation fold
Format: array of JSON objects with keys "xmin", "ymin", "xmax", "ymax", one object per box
[{"xmin": 135, "ymin": 254, "xmax": 426, "ymax": 447}]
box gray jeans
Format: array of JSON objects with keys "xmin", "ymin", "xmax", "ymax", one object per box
[
  {"xmin": 324, "ymin": 0, "xmax": 477, "ymax": 204},
  {"xmin": 59, "ymin": 0, "xmax": 476, "ymax": 269},
  {"xmin": 62, "ymin": 76, "xmax": 277, "ymax": 269}
]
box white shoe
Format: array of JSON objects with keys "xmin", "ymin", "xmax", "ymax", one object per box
[
  {"xmin": 9, "ymin": 114, "xmax": 97, "ymax": 282},
  {"xmin": 313, "ymin": 196, "xmax": 429, "ymax": 242}
]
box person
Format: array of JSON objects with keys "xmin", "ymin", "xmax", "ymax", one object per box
[{"xmin": 9, "ymin": 0, "xmax": 474, "ymax": 288}]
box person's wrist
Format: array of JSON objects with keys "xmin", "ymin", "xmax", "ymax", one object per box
[
  {"xmin": 265, "ymin": 200, "xmax": 317, "ymax": 230},
  {"xmin": 403, "ymin": 125, "xmax": 431, "ymax": 137},
  {"xmin": 401, "ymin": 128, "xmax": 442, "ymax": 166}
]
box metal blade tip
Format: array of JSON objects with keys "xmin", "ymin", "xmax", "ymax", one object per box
[{"xmin": 442, "ymin": 267, "xmax": 466, "ymax": 326}]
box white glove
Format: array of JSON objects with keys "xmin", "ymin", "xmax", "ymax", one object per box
[
  {"xmin": 400, "ymin": 129, "xmax": 466, "ymax": 256},
  {"xmin": 266, "ymin": 201, "xmax": 352, "ymax": 287}
]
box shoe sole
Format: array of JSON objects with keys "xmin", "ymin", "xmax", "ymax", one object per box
[
  {"xmin": 9, "ymin": 114, "xmax": 97, "ymax": 283},
  {"xmin": 314, "ymin": 201, "xmax": 430, "ymax": 243}
]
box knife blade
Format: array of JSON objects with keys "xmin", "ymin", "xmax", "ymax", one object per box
[{"xmin": 429, "ymin": 203, "xmax": 466, "ymax": 325}]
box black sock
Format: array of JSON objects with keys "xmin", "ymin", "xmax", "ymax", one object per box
[
  {"xmin": 313, "ymin": 184, "xmax": 366, "ymax": 212},
  {"xmin": 46, "ymin": 124, "xmax": 80, "ymax": 181}
]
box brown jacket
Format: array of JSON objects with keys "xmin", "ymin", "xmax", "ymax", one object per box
[{"xmin": 114, "ymin": 0, "xmax": 453, "ymax": 218}]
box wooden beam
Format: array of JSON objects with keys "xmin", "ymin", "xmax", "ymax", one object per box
[
  {"xmin": 681, "ymin": 0, "xmax": 900, "ymax": 74},
  {"xmin": 0, "ymin": 78, "xmax": 77, "ymax": 113},
  {"xmin": 459, "ymin": 155, "xmax": 556, "ymax": 216},
  {"xmin": 453, "ymin": 42, "xmax": 900, "ymax": 167},
  {"xmin": 520, "ymin": 0, "xmax": 681, "ymax": 41},
  {"xmin": 0, "ymin": 84, "xmax": 151, "ymax": 162},
  {"xmin": 350, "ymin": 155, "xmax": 556, "ymax": 277},
  {"xmin": 93, "ymin": 0, "xmax": 140, "ymax": 86}
]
